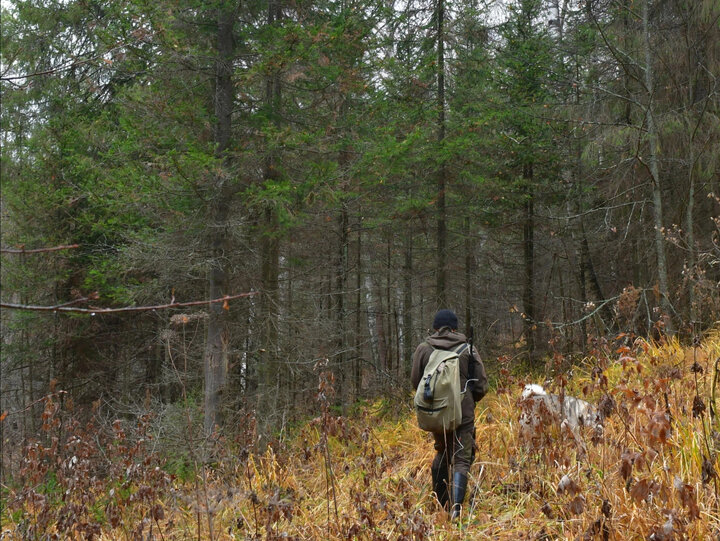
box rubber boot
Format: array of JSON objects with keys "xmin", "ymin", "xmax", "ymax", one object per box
[
  {"xmin": 431, "ymin": 461, "xmax": 449, "ymax": 510},
  {"xmin": 450, "ymin": 472, "xmax": 468, "ymax": 520}
]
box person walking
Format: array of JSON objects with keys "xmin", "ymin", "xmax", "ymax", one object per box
[{"xmin": 410, "ymin": 309, "xmax": 488, "ymax": 519}]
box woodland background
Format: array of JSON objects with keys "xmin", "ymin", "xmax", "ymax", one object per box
[{"xmin": 1, "ymin": 0, "xmax": 720, "ymax": 481}]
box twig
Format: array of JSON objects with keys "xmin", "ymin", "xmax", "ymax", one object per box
[
  {"xmin": 0, "ymin": 244, "xmax": 80, "ymax": 254},
  {"xmin": 3, "ymin": 390, "xmax": 67, "ymax": 416},
  {"xmin": 0, "ymin": 292, "xmax": 259, "ymax": 314},
  {"xmin": 153, "ymin": 514, "xmax": 167, "ymax": 541},
  {"xmin": 711, "ymin": 357, "xmax": 719, "ymax": 420},
  {"xmin": 546, "ymin": 295, "xmax": 621, "ymax": 330},
  {"xmin": 55, "ymin": 297, "xmax": 93, "ymax": 308}
]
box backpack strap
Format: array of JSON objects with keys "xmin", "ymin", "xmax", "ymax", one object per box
[
  {"xmin": 454, "ymin": 343, "xmax": 469, "ymax": 356},
  {"xmin": 427, "ymin": 342, "xmax": 467, "ymax": 362},
  {"xmin": 466, "ymin": 342, "xmax": 478, "ymax": 394},
  {"xmin": 441, "ymin": 341, "xmax": 476, "ymax": 394},
  {"xmin": 438, "ymin": 343, "xmax": 472, "ymax": 392}
]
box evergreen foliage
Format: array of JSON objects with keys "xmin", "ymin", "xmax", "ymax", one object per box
[{"xmin": 2, "ymin": 0, "xmax": 719, "ymax": 442}]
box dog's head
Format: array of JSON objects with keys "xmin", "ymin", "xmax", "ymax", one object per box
[{"xmin": 521, "ymin": 383, "xmax": 547, "ymax": 399}]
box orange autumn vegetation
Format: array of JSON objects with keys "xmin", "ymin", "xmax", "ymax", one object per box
[{"xmin": 3, "ymin": 329, "xmax": 720, "ymax": 540}]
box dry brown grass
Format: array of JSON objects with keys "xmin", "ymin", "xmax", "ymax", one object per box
[{"xmin": 3, "ymin": 330, "xmax": 720, "ymax": 540}]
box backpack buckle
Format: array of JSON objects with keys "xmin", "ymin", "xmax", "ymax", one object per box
[{"xmin": 423, "ymin": 374, "xmax": 433, "ymax": 401}]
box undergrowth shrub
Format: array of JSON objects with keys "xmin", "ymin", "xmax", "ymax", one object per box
[
  {"xmin": 2, "ymin": 331, "xmax": 719, "ymax": 540},
  {"xmin": 4, "ymin": 392, "xmax": 171, "ymax": 540}
]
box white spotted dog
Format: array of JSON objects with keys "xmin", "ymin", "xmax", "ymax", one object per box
[{"xmin": 518, "ymin": 384, "xmax": 602, "ymax": 455}]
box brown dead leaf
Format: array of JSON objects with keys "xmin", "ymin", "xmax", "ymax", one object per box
[
  {"xmin": 582, "ymin": 518, "xmax": 610, "ymax": 541},
  {"xmin": 620, "ymin": 449, "xmax": 640, "ymax": 481},
  {"xmin": 702, "ymin": 456, "xmax": 716, "ymax": 484},
  {"xmin": 692, "ymin": 395, "xmax": 706, "ymax": 418},
  {"xmin": 566, "ymin": 495, "xmax": 585, "ymax": 515},
  {"xmin": 598, "ymin": 394, "xmax": 615, "ymax": 420},
  {"xmin": 646, "ymin": 411, "xmax": 671, "ymax": 444},
  {"xmin": 676, "ymin": 481, "xmax": 700, "ymax": 520},
  {"xmin": 630, "ymin": 478, "xmax": 651, "ymax": 503}
]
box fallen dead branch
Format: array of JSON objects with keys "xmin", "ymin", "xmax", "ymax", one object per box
[{"xmin": 0, "ymin": 292, "xmax": 259, "ymax": 314}]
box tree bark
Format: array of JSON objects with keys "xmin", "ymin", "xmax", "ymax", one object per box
[
  {"xmin": 581, "ymin": 220, "xmax": 614, "ymax": 328},
  {"xmin": 464, "ymin": 216, "xmax": 475, "ymax": 333},
  {"xmin": 385, "ymin": 233, "xmax": 393, "ymax": 374},
  {"xmin": 258, "ymin": 203, "xmax": 279, "ymax": 441},
  {"xmin": 522, "ymin": 164, "xmax": 536, "ymax": 361},
  {"xmin": 642, "ymin": 0, "xmax": 674, "ymax": 333},
  {"xmin": 204, "ymin": 3, "xmax": 234, "ymax": 434},
  {"xmin": 335, "ymin": 200, "xmax": 348, "ymax": 406},
  {"xmin": 435, "ymin": 0, "xmax": 447, "ymax": 307},
  {"xmin": 354, "ymin": 217, "xmax": 363, "ymax": 399},
  {"xmin": 257, "ymin": 0, "xmax": 283, "ymax": 446},
  {"xmin": 686, "ymin": 145, "xmax": 696, "ymax": 323},
  {"xmin": 364, "ymin": 273, "xmax": 381, "ymax": 379},
  {"xmin": 402, "ymin": 227, "xmax": 413, "ymax": 380},
  {"xmin": 334, "ymin": 93, "xmax": 352, "ymax": 407},
  {"xmin": 683, "ymin": 7, "xmax": 703, "ymax": 325}
]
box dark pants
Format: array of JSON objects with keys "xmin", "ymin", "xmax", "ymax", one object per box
[
  {"xmin": 430, "ymin": 425, "xmax": 475, "ymax": 508},
  {"xmin": 432, "ymin": 424, "xmax": 476, "ymax": 476}
]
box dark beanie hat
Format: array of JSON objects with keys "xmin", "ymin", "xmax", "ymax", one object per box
[{"xmin": 433, "ymin": 309, "xmax": 458, "ymax": 330}]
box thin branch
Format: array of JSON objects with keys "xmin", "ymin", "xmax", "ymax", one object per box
[
  {"xmin": 0, "ymin": 62, "xmax": 83, "ymax": 81},
  {"xmin": 0, "ymin": 292, "xmax": 259, "ymax": 314},
  {"xmin": 547, "ymin": 295, "xmax": 621, "ymax": 330},
  {"xmin": 3, "ymin": 390, "xmax": 68, "ymax": 417},
  {"xmin": 537, "ymin": 196, "xmax": 651, "ymax": 221},
  {"xmin": 1, "ymin": 34, "xmax": 160, "ymax": 83},
  {"xmin": 588, "ymin": 6, "xmax": 647, "ymax": 91},
  {"xmin": 587, "ymin": 84, "xmax": 644, "ymax": 108},
  {"xmin": 54, "ymin": 297, "xmax": 94, "ymax": 308},
  {"xmin": 1, "ymin": 244, "xmax": 80, "ymax": 254}
]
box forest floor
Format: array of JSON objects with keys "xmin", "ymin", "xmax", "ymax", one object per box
[{"xmin": 3, "ymin": 330, "xmax": 720, "ymax": 540}]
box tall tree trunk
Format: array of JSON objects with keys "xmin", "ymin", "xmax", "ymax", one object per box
[
  {"xmin": 581, "ymin": 220, "xmax": 614, "ymax": 328},
  {"xmin": 354, "ymin": 216, "xmax": 363, "ymax": 399},
  {"xmin": 686, "ymin": 146, "xmax": 696, "ymax": 323},
  {"xmin": 376, "ymin": 289, "xmax": 388, "ymax": 375},
  {"xmin": 464, "ymin": 217, "xmax": 475, "ymax": 333},
  {"xmin": 259, "ymin": 205, "xmax": 279, "ymax": 386},
  {"xmin": 385, "ymin": 233, "xmax": 393, "ymax": 374},
  {"xmin": 364, "ymin": 273, "xmax": 381, "ymax": 380},
  {"xmin": 335, "ymin": 95, "xmax": 351, "ymax": 407},
  {"xmin": 335, "ymin": 200, "xmax": 348, "ymax": 407},
  {"xmin": 257, "ymin": 0, "xmax": 283, "ymax": 446},
  {"xmin": 622, "ymin": 5, "xmax": 632, "ymax": 125},
  {"xmin": 402, "ymin": 227, "xmax": 413, "ymax": 380},
  {"xmin": 683, "ymin": 12, "xmax": 701, "ymax": 326},
  {"xmin": 204, "ymin": 4, "xmax": 234, "ymax": 434},
  {"xmin": 522, "ymin": 164, "xmax": 536, "ymax": 361},
  {"xmin": 568, "ymin": 179, "xmax": 588, "ymax": 348},
  {"xmin": 642, "ymin": 0, "xmax": 674, "ymax": 333},
  {"xmin": 435, "ymin": 0, "xmax": 447, "ymax": 306}
]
